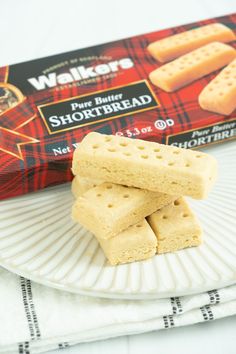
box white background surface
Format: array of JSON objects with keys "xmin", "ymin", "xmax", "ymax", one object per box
[{"xmin": 1, "ymin": 0, "xmax": 236, "ymax": 353}]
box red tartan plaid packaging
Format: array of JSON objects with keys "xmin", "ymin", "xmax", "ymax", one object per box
[{"xmin": 0, "ymin": 13, "xmax": 235, "ymax": 200}]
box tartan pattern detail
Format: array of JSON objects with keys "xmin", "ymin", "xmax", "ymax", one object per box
[{"xmin": 0, "ymin": 66, "xmax": 8, "ymax": 82}]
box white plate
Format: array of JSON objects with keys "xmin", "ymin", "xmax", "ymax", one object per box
[{"xmin": 0, "ymin": 141, "xmax": 235, "ymax": 299}]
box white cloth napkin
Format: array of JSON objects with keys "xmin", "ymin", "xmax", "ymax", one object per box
[{"xmin": 0, "ymin": 267, "xmax": 235, "ymax": 354}]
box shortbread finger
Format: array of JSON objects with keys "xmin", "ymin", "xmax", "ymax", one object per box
[
  {"xmin": 71, "ymin": 175, "xmax": 104, "ymax": 198},
  {"xmin": 72, "ymin": 132, "xmax": 217, "ymax": 199},
  {"xmin": 199, "ymin": 59, "xmax": 236, "ymax": 115},
  {"xmin": 72, "ymin": 182, "xmax": 177, "ymax": 240},
  {"xmin": 147, "ymin": 197, "xmax": 202, "ymax": 254},
  {"xmin": 147, "ymin": 23, "xmax": 235, "ymax": 63},
  {"xmin": 99, "ymin": 219, "xmax": 157, "ymax": 265},
  {"xmin": 149, "ymin": 42, "xmax": 236, "ymax": 92}
]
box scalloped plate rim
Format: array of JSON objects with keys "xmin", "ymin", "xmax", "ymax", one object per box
[{"xmin": 0, "ymin": 262, "xmax": 236, "ymax": 299}]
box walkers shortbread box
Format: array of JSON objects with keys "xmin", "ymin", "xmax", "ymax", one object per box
[{"xmin": 0, "ymin": 13, "xmax": 235, "ymax": 200}]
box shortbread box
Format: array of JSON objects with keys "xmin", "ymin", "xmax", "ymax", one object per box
[{"xmin": 0, "ymin": 13, "xmax": 235, "ymax": 200}]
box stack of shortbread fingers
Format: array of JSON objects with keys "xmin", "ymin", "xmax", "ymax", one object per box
[
  {"xmin": 147, "ymin": 23, "xmax": 236, "ymax": 115},
  {"xmin": 71, "ymin": 132, "xmax": 217, "ymax": 265}
]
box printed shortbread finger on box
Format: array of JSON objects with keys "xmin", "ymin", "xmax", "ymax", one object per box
[
  {"xmin": 149, "ymin": 42, "xmax": 236, "ymax": 92},
  {"xmin": 72, "ymin": 132, "xmax": 218, "ymax": 199},
  {"xmin": 99, "ymin": 219, "xmax": 157, "ymax": 265},
  {"xmin": 199, "ymin": 59, "xmax": 236, "ymax": 115},
  {"xmin": 147, "ymin": 23, "xmax": 235, "ymax": 63},
  {"xmin": 147, "ymin": 197, "xmax": 202, "ymax": 254},
  {"xmin": 72, "ymin": 182, "xmax": 177, "ymax": 240},
  {"xmin": 71, "ymin": 175, "xmax": 104, "ymax": 198}
]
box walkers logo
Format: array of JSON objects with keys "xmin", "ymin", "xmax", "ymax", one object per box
[{"xmin": 28, "ymin": 58, "xmax": 134, "ymax": 90}]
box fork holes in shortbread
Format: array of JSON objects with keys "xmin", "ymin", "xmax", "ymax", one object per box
[
  {"xmin": 141, "ymin": 155, "xmax": 148, "ymax": 159},
  {"xmin": 97, "ymin": 193, "xmax": 101, "ymax": 197},
  {"xmin": 196, "ymin": 155, "xmax": 202, "ymax": 158},
  {"xmin": 168, "ymin": 162, "xmax": 174, "ymax": 166},
  {"xmin": 162, "ymin": 215, "xmax": 168, "ymax": 219},
  {"xmin": 174, "ymin": 200, "xmax": 180, "ymax": 206},
  {"xmin": 182, "ymin": 213, "xmax": 189, "ymax": 217},
  {"xmin": 105, "ymin": 136, "xmax": 112, "ymax": 142},
  {"xmin": 123, "ymin": 194, "xmax": 129, "ymax": 198},
  {"xmin": 123, "ymin": 152, "xmax": 131, "ymax": 156},
  {"xmin": 136, "ymin": 224, "xmax": 142, "ymax": 228},
  {"xmin": 156, "ymin": 155, "xmax": 162, "ymax": 159},
  {"xmin": 185, "ymin": 163, "xmax": 190, "ymax": 167},
  {"xmin": 108, "ymin": 148, "xmax": 116, "ymax": 152},
  {"xmin": 138, "ymin": 146, "xmax": 145, "ymax": 150},
  {"xmin": 106, "ymin": 185, "xmax": 112, "ymax": 189},
  {"xmin": 173, "ymin": 150, "xmax": 180, "ymax": 154},
  {"xmin": 107, "ymin": 204, "xmax": 113, "ymax": 208},
  {"xmin": 153, "ymin": 148, "xmax": 160, "ymax": 152},
  {"xmin": 93, "ymin": 144, "xmax": 99, "ymax": 149},
  {"xmin": 120, "ymin": 142, "xmax": 128, "ymax": 147}
]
